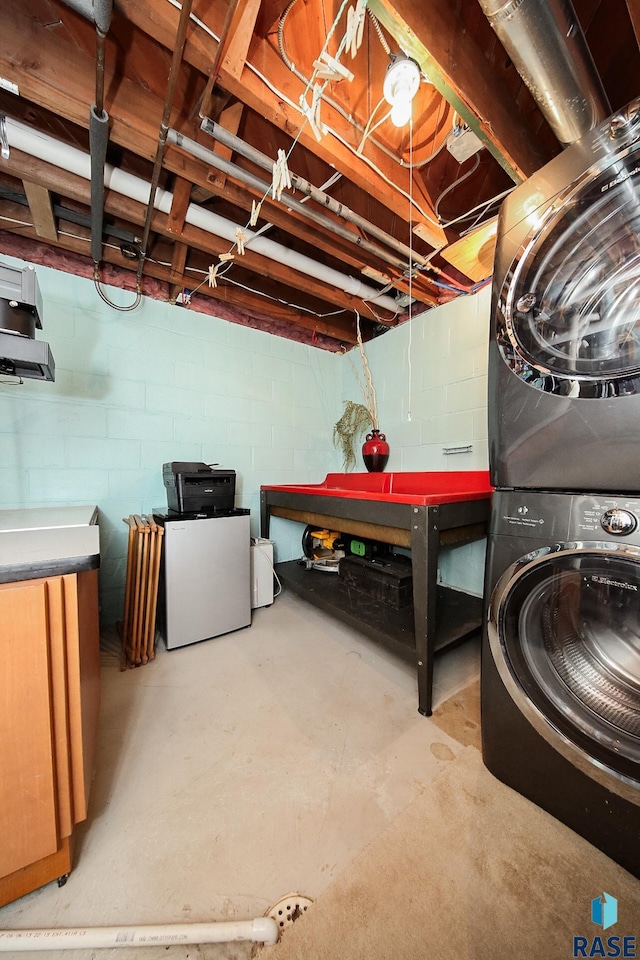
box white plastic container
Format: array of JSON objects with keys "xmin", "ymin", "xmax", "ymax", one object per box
[{"xmin": 251, "ymin": 538, "xmax": 274, "ymax": 608}]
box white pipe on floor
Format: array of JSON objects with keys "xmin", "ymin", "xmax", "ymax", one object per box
[
  {"xmin": 0, "ymin": 917, "xmax": 279, "ymax": 951},
  {"xmin": 4, "ymin": 116, "xmax": 400, "ymax": 314}
]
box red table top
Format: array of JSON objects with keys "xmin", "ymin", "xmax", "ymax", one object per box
[{"xmin": 261, "ymin": 471, "xmax": 493, "ymax": 506}]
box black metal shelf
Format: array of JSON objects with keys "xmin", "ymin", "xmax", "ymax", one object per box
[
  {"xmin": 276, "ymin": 560, "xmax": 483, "ymax": 667},
  {"xmin": 261, "ymin": 484, "xmax": 490, "ymax": 715}
]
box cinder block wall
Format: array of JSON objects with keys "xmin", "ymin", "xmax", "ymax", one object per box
[
  {"xmin": 340, "ymin": 285, "xmax": 491, "ymax": 594},
  {"xmin": 0, "ymin": 257, "xmax": 491, "ymax": 623},
  {"xmin": 0, "ymin": 258, "xmax": 342, "ymax": 624},
  {"xmin": 341, "ymin": 286, "xmax": 490, "ymax": 472}
]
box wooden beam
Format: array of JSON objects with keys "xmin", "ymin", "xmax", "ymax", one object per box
[
  {"xmin": 439, "ymin": 217, "xmax": 498, "ymax": 284},
  {"xmin": 626, "ymin": 0, "xmax": 640, "ymax": 45},
  {"xmin": 0, "ymin": 7, "xmax": 162, "ymax": 161},
  {"xmin": 193, "ymin": 100, "xmax": 245, "ymax": 197},
  {"xmin": 0, "ymin": 209, "xmax": 358, "ymax": 343},
  {"xmin": 0, "ymin": 146, "xmax": 378, "ymax": 328},
  {"xmin": 164, "ymin": 142, "xmax": 437, "ymax": 306},
  {"xmin": 219, "ymin": 0, "xmax": 262, "ymax": 82},
  {"xmin": 0, "ymin": 8, "xmax": 432, "ymax": 304},
  {"xmin": 170, "ymin": 241, "xmax": 188, "ymax": 282},
  {"xmin": 22, "ymin": 181, "xmax": 57, "ymax": 241},
  {"xmin": 112, "ymin": 0, "xmax": 449, "ymax": 247},
  {"xmin": 167, "ymin": 176, "xmax": 191, "ymax": 234}
]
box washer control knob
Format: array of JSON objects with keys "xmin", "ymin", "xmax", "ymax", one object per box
[{"xmin": 600, "ymin": 508, "xmax": 638, "ymax": 535}]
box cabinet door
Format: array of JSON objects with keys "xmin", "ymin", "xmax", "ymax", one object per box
[
  {"xmin": 62, "ymin": 570, "xmax": 101, "ymax": 823},
  {"xmin": 0, "ymin": 580, "xmax": 61, "ymax": 877}
]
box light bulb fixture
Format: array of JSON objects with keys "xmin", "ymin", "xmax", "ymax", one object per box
[{"xmin": 383, "ymin": 53, "xmax": 421, "ymax": 128}]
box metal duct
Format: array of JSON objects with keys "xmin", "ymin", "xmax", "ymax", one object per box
[
  {"xmin": 59, "ymin": 0, "xmax": 112, "ymax": 34},
  {"xmin": 478, "ymin": 0, "xmax": 610, "ymax": 146}
]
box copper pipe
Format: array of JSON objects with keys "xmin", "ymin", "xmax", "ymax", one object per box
[{"xmin": 137, "ymin": 0, "xmax": 194, "ymax": 285}]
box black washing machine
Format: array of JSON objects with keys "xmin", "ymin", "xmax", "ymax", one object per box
[
  {"xmin": 482, "ymin": 488, "xmax": 640, "ymax": 877},
  {"xmin": 489, "ymin": 97, "xmax": 640, "ymax": 493}
]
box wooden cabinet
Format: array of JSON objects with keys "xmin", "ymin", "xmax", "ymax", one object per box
[{"xmin": 0, "ymin": 569, "xmax": 100, "ymax": 907}]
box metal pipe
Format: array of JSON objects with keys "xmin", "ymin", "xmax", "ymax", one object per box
[
  {"xmin": 95, "ymin": 27, "xmax": 107, "ymax": 115},
  {"xmin": 89, "ymin": 3, "xmax": 112, "ymax": 268},
  {"xmin": 169, "ymin": 128, "xmax": 411, "ymax": 273},
  {"xmin": 59, "ymin": 0, "xmax": 112, "ymax": 35},
  {"xmin": 4, "ymin": 116, "xmax": 400, "ymax": 313},
  {"xmin": 478, "ymin": 0, "xmax": 610, "ymax": 146},
  {"xmin": 199, "ymin": 117, "xmax": 429, "ymax": 268},
  {"xmin": 89, "ymin": 104, "xmax": 109, "ymax": 264},
  {"xmin": 137, "ymin": 0, "xmax": 193, "ymax": 285}
]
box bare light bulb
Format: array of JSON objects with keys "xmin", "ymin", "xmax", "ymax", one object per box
[
  {"xmin": 390, "ymin": 96, "xmax": 412, "ymax": 128},
  {"xmin": 383, "ymin": 54, "xmax": 421, "ymax": 129}
]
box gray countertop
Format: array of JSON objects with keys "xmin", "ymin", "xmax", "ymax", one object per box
[
  {"xmin": 0, "ymin": 504, "xmax": 98, "ymax": 532},
  {"xmin": 0, "ymin": 505, "xmax": 100, "ymax": 582}
]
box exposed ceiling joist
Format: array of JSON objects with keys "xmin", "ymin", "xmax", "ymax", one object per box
[
  {"xmin": 22, "ymin": 181, "xmax": 57, "ymax": 242},
  {"xmin": 0, "ymin": 0, "xmax": 636, "ymax": 349}
]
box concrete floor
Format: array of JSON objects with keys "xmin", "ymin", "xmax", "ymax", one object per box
[{"xmin": 0, "ymin": 590, "xmax": 479, "ymax": 959}]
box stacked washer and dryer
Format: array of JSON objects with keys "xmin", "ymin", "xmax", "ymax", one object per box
[{"xmin": 482, "ymin": 100, "xmax": 640, "ymax": 878}]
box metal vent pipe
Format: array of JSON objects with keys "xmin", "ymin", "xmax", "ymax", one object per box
[{"xmin": 478, "ymin": 0, "xmax": 610, "ymax": 146}]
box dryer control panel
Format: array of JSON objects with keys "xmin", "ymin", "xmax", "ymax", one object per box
[
  {"xmin": 573, "ymin": 495, "xmax": 640, "ymax": 544},
  {"xmin": 600, "ymin": 508, "xmax": 638, "ymax": 536}
]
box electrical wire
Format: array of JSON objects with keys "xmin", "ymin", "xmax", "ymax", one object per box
[
  {"xmin": 146, "ymin": 258, "xmax": 348, "ymax": 318},
  {"xmin": 434, "ymin": 153, "xmax": 481, "ymax": 221},
  {"xmin": 405, "ymin": 96, "xmax": 453, "ymax": 169},
  {"xmin": 0, "ymin": 218, "xmax": 140, "ymax": 310},
  {"xmin": 164, "ymin": 0, "xmax": 506, "ymax": 236},
  {"xmin": 356, "ymin": 97, "xmax": 390, "ymax": 154}
]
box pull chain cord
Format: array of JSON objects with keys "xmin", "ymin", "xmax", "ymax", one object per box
[{"xmin": 406, "ymin": 111, "xmax": 414, "ymax": 422}]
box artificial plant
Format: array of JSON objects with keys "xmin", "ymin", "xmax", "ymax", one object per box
[
  {"xmin": 333, "ymin": 400, "xmax": 374, "ymax": 472},
  {"xmin": 333, "ymin": 314, "xmax": 380, "ymax": 472}
]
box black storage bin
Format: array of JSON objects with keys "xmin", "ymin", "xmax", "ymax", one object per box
[{"xmin": 339, "ymin": 554, "xmax": 413, "ymax": 608}]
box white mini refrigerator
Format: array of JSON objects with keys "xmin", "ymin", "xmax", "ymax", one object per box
[{"xmin": 155, "ymin": 510, "xmax": 251, "ymax": 649}]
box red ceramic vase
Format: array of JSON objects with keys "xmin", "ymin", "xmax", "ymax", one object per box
[{"xmin": 362, "ymin": 429, "xmax": 389, "ymax": 472}]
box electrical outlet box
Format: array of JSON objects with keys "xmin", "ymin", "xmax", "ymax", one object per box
[
  {"xmin": 251, "ymin": 538, "xmax": 274, "ymax": 609},
  {"xmin": 446, "ymin": 128, "xmax": 484, "ymax": 163}
]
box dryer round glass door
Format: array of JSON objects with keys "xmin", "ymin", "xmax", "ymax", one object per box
[
  {"xmin": 488, "ymin": 544, "xmax": 640, "ymax": 803},
  {"xmin": 497, "ymin": 141, "xmax": 640, "ymax": 398}
]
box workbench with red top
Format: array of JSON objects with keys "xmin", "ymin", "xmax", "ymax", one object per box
[{"xmin": 260, "ymin": 471, "xmax": 493, "ymax": 716}]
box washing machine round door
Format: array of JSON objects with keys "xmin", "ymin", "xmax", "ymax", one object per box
[
  {"xmin": 488, "ymin": 543, "xmax": 640, "ymax": 803},
  {"xmin": 497, "ymin": 139, "xmax": 640, "ymax": 398}
]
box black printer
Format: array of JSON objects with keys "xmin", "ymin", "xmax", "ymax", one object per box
[{"xmin": 162, "ymin": 462, "xmax": 236, "ymax": 515}]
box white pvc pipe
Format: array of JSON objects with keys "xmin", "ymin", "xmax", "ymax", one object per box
[
  {"xmin": 5, "ymin": 117, "xmax": 399, "ymax": 314},
  {"xmin": 0, "ymin": 917, "xmax": 279, "ymax": 951}
]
